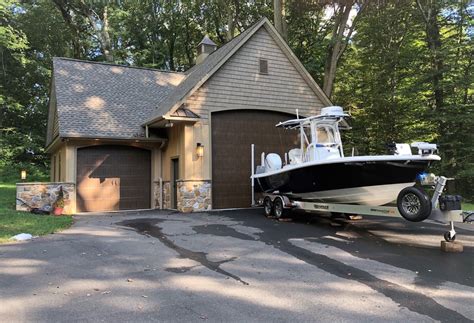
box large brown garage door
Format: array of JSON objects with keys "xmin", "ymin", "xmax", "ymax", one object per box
[
  {"xmin": 76, "ymin": 145, "xmax": 151, "ymax": 212},
  {"xmin": 212, "ymin": 110, "xmax": 298, "ymax": 209}
]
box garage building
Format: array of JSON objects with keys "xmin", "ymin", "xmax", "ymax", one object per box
[{"xmin": 45, "ymin": 18, "xmax": 331, "ymax": 213}]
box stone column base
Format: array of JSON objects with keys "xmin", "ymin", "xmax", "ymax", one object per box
[
  {"xmin": 177, "ymin": 180, "xmax": 211, "ymax": 213},
  {"xmin": 153, "ymin": 181, "xmax": 171, "ymax": 209}
]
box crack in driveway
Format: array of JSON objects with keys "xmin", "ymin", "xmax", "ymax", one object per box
[
  {"xmin": 119, "ymin": 215, "xmax": 471, "ymax": 322},
  {"xmin": 192, "ymin": 217, "xmax": 472, "ymax": 323},
  {"xmin": 119, "ymin": 218, "xmax": 249, "ymax": 285}
]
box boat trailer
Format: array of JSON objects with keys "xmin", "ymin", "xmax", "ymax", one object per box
[{"xmin": 250, "ymin": 146, "xmax": 468, "ymax": 243}]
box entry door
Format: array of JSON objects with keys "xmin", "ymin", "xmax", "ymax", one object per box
[{"xmin": 171, "ymin": 158, "xmax": 179, "ymax": 209}]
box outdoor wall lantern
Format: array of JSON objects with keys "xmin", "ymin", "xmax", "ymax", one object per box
[
  {"xmin": 21, "ymin": 170, "xmax": 27, "ymax": 181},
  {"xmin": 196, "ymin": 143, "xmax": 204, "ymax": 158}
]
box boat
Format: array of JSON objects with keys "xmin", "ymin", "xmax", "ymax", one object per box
[{"xmin": 252, "ymin": 106, "xmax": 440, "ymax": 206}]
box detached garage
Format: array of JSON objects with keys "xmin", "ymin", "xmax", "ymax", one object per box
[{"xmin": 45, "ymin": 18, "xmax": 331, "ymax": 213}]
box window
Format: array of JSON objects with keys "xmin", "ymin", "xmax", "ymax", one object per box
[{"xmin": 259, "ymin": 59, "xmax": 268, "ymax": 74}]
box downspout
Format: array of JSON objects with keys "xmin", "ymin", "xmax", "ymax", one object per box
[{"xmin": 159, "ymin": 135, "xmax": 164, "ymax": 209}]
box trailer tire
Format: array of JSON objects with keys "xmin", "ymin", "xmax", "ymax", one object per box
[
  {"xmin": 273, "ymin": 197, "xmax": 286, "ymax": 219},
  {"xmin": 397, "ymin": 186, "xmax": 432, "ymax": 222},
  {"xmin": 263, "ymin": 197, "xmax": 273, "ymax": 218},
  {"xmin": 444, "ymin": 231, "xmax": 456, "ymax": 242}
]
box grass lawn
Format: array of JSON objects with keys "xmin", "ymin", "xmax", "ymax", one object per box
[
  {"xmin": 463, "ymin": 203, "xmax": 474, "ymax": 211},
  {"xmin": 0, "ymin": 183, "xmax": 73, "ymax": 243}
]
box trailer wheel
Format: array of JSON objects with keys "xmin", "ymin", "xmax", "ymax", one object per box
[
  {"xmin": 444, "ymin": 231, "xmax": 456, "ymax": 242},
  {"xmin": 273, "ymin": 197, "xmax": 286, "ymax": 219},
  {"xmin": 397, "ymin": 186, "xmax": 432, "ymax": 222},
  {"xmin": 263, "ymin": 197, "xmax": 273, "ymax": 218}
]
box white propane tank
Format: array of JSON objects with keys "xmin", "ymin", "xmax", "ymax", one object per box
[{"xmin": 264, "ymin": 153, "xmax": 282, "ymax": 171}]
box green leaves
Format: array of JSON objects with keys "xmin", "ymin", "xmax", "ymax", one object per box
[
  {"xmin": 0, "ymin": 0, "xmax": 29, "ymax": 65},
  {"xmin": 332, "ymin": 0, "xmax": 473, "ymax": 199},
  {"xmin": 0, "ymin": 0, "xmax": 472, "ymax": 199}
]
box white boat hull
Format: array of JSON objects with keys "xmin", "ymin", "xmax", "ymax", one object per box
[{"xmin": 286, "ymin": 182, "xmax": 415, "ymax": 206}]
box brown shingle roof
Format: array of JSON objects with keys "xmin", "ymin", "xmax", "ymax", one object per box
[{"xmin": 52, "ymin": 58, "xmax": 185, "ymax": 140}]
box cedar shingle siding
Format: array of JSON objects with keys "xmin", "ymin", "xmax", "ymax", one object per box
[{"xmin": 184, "ymin": 28, "xmax": 325, "ymax": 119}]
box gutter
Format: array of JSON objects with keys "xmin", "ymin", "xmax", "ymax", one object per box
[
  {"xmin": 143, "ymin": 114, "xmax": 200, "ymax": 128},
  {"xmin": 45, "ymin": 135, "xmax": 168, "ymax": 153},
  {"xmin": 61, "ymin": 135, "xmax": 167, "ymax": 142}
]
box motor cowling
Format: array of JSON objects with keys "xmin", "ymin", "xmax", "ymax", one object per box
[{"xmin": 264, "ymin": 153, "xmax": 282, "ymax": 171}]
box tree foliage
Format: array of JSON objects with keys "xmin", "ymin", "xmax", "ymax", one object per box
[{"xmin": 1, "ymin": 0, "xmax": 472, "ymax": 198}]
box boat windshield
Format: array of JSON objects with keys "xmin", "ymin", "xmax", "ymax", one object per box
[{"xmin": 316, "ymin": 126, "xmax": 336, "ymax": 144}]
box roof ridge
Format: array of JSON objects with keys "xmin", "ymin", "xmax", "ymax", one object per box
[{"xmin": 53, "ymin": 57, "xmax": 185, "ymax": 74}]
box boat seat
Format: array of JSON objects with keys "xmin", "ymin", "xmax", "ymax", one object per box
[{"xmin": 288, "ymin": 148, "xmax": 303, "ymax": 165}]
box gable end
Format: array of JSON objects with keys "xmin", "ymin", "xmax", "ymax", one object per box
[{"xmin": 183, "ymin": 26, "xmax": 330, "ymax": 118}]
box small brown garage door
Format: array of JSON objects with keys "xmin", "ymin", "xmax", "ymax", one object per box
[
  {"xmin": 212, "ymin": 110, "xmax": 298, "ymax": 209},
  {"xmin": 76, "ymin": 145, "xmax": 151, "ymax": 212}
]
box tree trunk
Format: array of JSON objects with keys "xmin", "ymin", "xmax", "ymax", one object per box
[
  {"xmin": 274, "ymin": 0, "xmax": 287, "ymax": 40},
  {"xmin": 416, "ymin": 0, "xmax": 444, "ymax": 111},
  {"xmin": 281, "ymin": 0, "xmax": 287, "ymax": 40},
  {"xmin": 168, "ymin": 38, "xmax": 175, "ymax": 71},
  {"xmin": 52, "ymin": 0, "xmax": 84, "ymax": 58},
  {"xmin": 427, "ymin": 14, "xmax": 444, "ymax": 111},
  {"xmin": 226, "ymin": 5, "xmax": 235, "ymax": 41},
  {"xmin": 100, "ymin": 6, "xmax": 113, "ymax": 62},
  {"xmin": 274, "ymin": 0, "xmax": 282, "ymax": 35},
  {"xmin": 184, "ymin": 18, "xmax": 193, "ymax": 67},
  {"xmin": 273, "ymin": 0, "xmax": 288, "ymax": 40},
  {"xmin": 322, "ymin": 3, "xmax": 352, "ymax": 98}
]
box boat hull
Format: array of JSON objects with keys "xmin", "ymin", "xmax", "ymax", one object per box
[
  {"xmin": 255, "ymin": 159, "xmax": 433, "ymax": 206},
  {"xmin": 289, "ymin": 182, "xmax": 414, "ymax": 205}
]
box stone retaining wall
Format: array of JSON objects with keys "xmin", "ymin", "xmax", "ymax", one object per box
[
  {"xmin": 177, "ymin": 180, "xmax": 212, "ymax": 213},
  {"xmin": 16, "ymin": 182, "xmax": 76, "ymax": 214}
]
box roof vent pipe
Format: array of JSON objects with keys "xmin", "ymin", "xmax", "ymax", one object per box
[{"xmin": 196, "ymin": 35, "xmax": 217, "ymax": 64}]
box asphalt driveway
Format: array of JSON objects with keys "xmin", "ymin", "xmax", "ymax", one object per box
[{"xmin": 0, "ymin": 209, "xmax": 472, "ymax": 322}]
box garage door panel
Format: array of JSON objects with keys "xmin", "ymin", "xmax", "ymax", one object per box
[
  {"xmin": 212, "ymin": 110, "xmax": 297, "ymax": 209},
  {"xmin": 76, "ymin": 145, "xmax": 151, "ymax": 212}
]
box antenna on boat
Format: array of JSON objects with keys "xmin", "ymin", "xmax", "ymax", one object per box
[{"xmin": 296, "ymin": 109, "xmax": 304, "ymax": 153}]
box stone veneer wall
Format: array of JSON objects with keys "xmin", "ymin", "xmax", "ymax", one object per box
[
  {"xmin": 177, "ymin": 180, "xmax": 211, "ymax": 213},
  {"xmin": 16, "ymin": 182, "xmax": 75, "ymax": 214},
  {"xmin": 153, "ymin": 181, "xmax": 171, "ymax": 209}
]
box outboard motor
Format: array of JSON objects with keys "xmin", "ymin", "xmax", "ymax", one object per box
[{"xmin": 265, "ymin": 153, "xmax": 282, "ymax": 171}]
